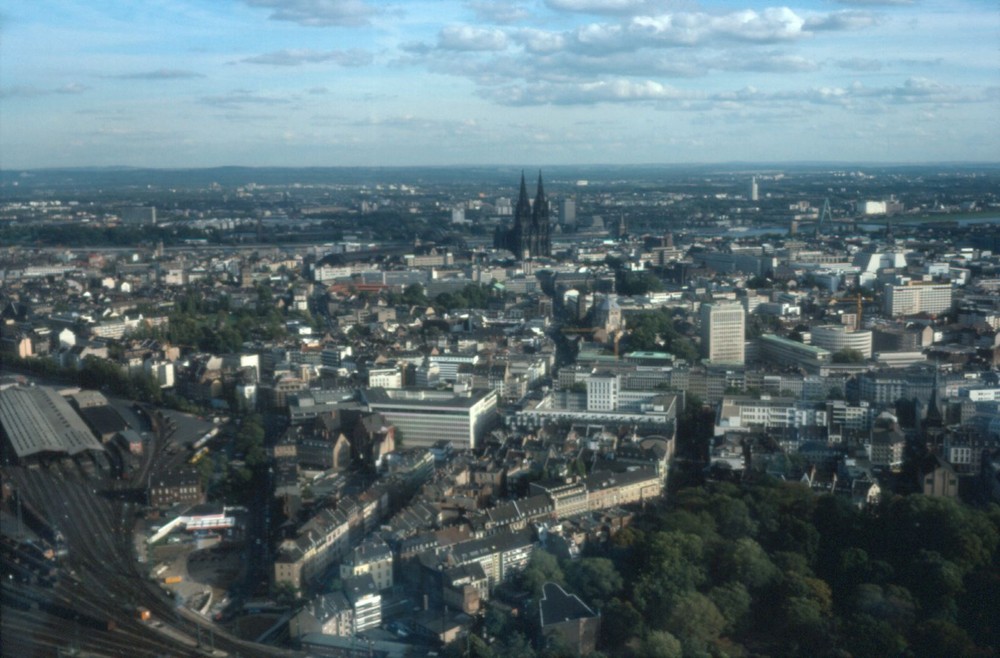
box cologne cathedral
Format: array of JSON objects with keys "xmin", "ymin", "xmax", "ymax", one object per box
[{"xmin": 493, "ymin": 171, "xmax": 551, "ymax": 259}]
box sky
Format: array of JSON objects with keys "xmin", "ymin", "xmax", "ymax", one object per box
[{"xmin": 1, "ymin": 0, "xmax": 997, "ymax": 168}]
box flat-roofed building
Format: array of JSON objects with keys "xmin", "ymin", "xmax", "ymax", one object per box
[
  {"xmin": 363, "ymin": 388, "xmax": 498, "ymax": 450},
  {"xmin": 344, "ymin": 574, "xmax": 382, "ymax": 633},
  {"xmin": 883, "ymin": 283, "xmax": 953, "ymax": 317},
  {"xmin": 809, "ymin": 325, "xmax": 873, "ymax": 358},
  {"xmin": 758, "ymin": 334, "xmax": 831, "ymax": 373},
  {"xmin": 447, "ymin": 528, "xmax": 535, "ymax": 590}
]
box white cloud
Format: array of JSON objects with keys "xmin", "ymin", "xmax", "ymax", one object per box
[
  {"xmin": 805, "ymin": 11, "xmax": 878, "ymax": 31},
  {"xmin": 108, "ymin": 69, "xmax": 205, "ymax": 80},
  {"xmin": 465, "ymin": 1, "xmax": 531, "ymax": 24},
  {"xmin": 835, "ymin": 57, "xmax": 882, "ymax": 71},
  {"xmin": 0, "ymin": 83, "xmax": 90, "ymax": 98},
  {"xmin": 511, "ymin": 28, "xmax": 568, "ymax": 53},
  {"xmin": 239, "ymin": 48, "xmax": 373, "ymax": 66},
  {"xmin": 200, "ymin": 89, "xmax": 290, "ymax": 107},
  {"xmin": 718, "ymin": 53, "xmax": 819, "ymax": 73},
  {"xmin": 242, "ymin": 0, "xmax": 377, "ymax": 27},
  {"xmin": 438, "ymin": 25, "xmax": 509, "ymax": 51},
  {"xmin": 545, "ymin": 0, "xmax": 664, "ymax": 14},
  {"xmin": 833, "ymin": 0, "xmax": 913, "ymax": 6},
  {"xmin": 491, "ymin": 78, "xmax": 690, "ymax": 105}
]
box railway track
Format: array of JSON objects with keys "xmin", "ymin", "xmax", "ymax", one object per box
[{"xmin": 2, "ymin": 463, "xmax": 295, "ymax": 657}]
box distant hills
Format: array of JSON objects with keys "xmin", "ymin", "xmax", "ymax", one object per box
[{"xmin": 2, "ymin": 163, "xmax": 998, "ymax": 192}]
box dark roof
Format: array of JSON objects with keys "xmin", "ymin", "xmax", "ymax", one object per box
[
  {"xmin": 78, "ymin": 405, "xmax": 128, "ymax": 436},
  {"xmin": 343, "ymin": 573, "xmax": 379, "ymax": 603},
  {"xmin": 539, "ymin": 582, "xmax": 596, "ymax": 627}
]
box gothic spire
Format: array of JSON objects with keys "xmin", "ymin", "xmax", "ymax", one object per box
[{"xmin": 515, "ymin": 170, "xmax": 531, "ymax": 227}]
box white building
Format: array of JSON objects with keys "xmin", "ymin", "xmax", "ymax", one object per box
[
  {"xmin": 368, "ymin": 366, "xmax": 402, "ymax": 389},
  {"xmin": 882, "ymin": 283, "xmax": 953, "ymax": 317},
  {"xmin": 809, "ymin": 325, "xmax": 873, "ymax": 358},
  {"xmin": 363, "ymin": 388, "xmax": 498, "ymax": 450},
  {"xmin": 700, "ymin": 302, "xmax": 746, "ymax": 364},
  {"xmin": 586, "ymin": 372, "xmax": 619, "ymax": 412},
  {"xmin": 861, "ymin": 200, "xmax": 887, "ymax": 215}
]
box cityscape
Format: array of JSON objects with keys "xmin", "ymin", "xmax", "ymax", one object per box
[
  {"xmin": 2, "ymin": 164, "xmax": 999, "ymax": 658},
  {"xmin": 2, "ymin": 1, "xmax": 1000, "ymax": 658}
]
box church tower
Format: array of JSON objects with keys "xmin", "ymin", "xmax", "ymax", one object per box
[{"xmin": 494, "ymin": 171, "xmax": 551, "ymax": 259}]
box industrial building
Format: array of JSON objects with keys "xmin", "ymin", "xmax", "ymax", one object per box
[{"xmin": 0, "ymin": 385, "xmax": 105, "ymax": 463}]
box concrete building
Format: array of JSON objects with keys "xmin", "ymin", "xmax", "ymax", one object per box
[
  {"xmin": 447, "ymin": 528, "xmax": 535, "ymax": 590},
  {"xmin": 809, "ymin": 325, "xmax": 873, "ymax": 358},
  {"xmin": 701, "ymin": 302, "xmax": 746, "ymax": 364},
  {"xmin": 344, "ymin": 574, "xmax": 382, "ymax": 633},
  {"xmin": 758, "ymin": 334, "xmax": 831, "ymax": 373},
  {"xmin": 883, "ymin": 283, "xmax": 953, "ymax": 317},
  {"xmin": 586, "ymin": 371, "xmax": 619, "ymax": 412},
  {"xmin": 368, "ymin": 366, "xmax": 402, "ymax": 389},
  {"xmin": 363, "ymin": 388, "xmax": 498, "ymax": 450}
]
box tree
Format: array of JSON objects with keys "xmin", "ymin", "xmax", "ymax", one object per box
[
  {"xmin": 842, "ymin": 614, "xmax": 906, "ymax": 658},
  {"xmin": 195, "ymin": 454, "xmax": 214, "ymax": 487},
  {"xmin": 600, "ymin": 598, "xmax": 643, "ymax": 648},
  {"xmin": 832, "ymin": 348, "xmax": 865, "ymax": 364},
  {"xmin": 520, "ymin": 549, "xmax": 564, "ymax": 598},
  {"xmin": 909, "ymin": 619, "xmax": 976, "ymax": 658},
  {"xmin": 564, "ymin": 558, "xmax": 623, "ymax": 609},
  {"xmin": 664, "ymin": 591, "xmax": 726, "ymax": 653},
  {"xmin": 708, "ymin": 582, "xmax": 751, "ymax": 634},
  {"xmin": 639, "ymin": 631, "xmax": 682, "ymax": 658},
  {"xmin": 716, "ymin": 537, "xmax": 779, "ymax": 590}
]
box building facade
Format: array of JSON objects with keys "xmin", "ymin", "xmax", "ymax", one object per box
[
  {"xmin": 810, "ymin": 325, "xmax": 873, "ymax": 358},
  {"xmin": 701, "ymin": 302, "xmax": 746, "ymax": 364},
  {"xmin": 363, "ymin": 388, "xmax": 498, "ymax": 450},
  {"xmin": 883, "ymin": 283, "xmax": 953, "ymax": 317}
]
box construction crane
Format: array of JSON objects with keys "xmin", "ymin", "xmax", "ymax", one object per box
[{"xmin": 828, "ymin": 291, "xmax": 873, "ymax": 329}]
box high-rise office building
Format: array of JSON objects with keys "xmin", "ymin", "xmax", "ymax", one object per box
[
  {"xmin": 882, "ymin": 283, "xmax": 952, "ymax": 317},
  {"xmin": 559, "ymin": 198, "xmax": 576, "ymax": 226},
  {"xmin": 750, "ymin": 177, "xmax": 759, "ymax": 202},
  {"xmin": 700, "ymin": 302, "xmax": 746, "ymax": 364}
]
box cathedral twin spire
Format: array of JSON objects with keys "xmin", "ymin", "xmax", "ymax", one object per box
[{"xmin": 495, "ymin": 170, "xmax": 551, "ymax": 259}]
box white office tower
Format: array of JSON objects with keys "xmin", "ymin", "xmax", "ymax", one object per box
[
  {"xmin": 560, "ymin": 198, "xmax": 576, "ymax": 226},
  {"xmin": 882, "ymin": 284, "xmax": 953, "ymax": 318},
  {"xmin": 701, "ymin": 302, "xmax": 746, "ymax": 364},
  {"xmin": 750, "ymin": 177, "xmax": 759, "ymax": 202}
]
